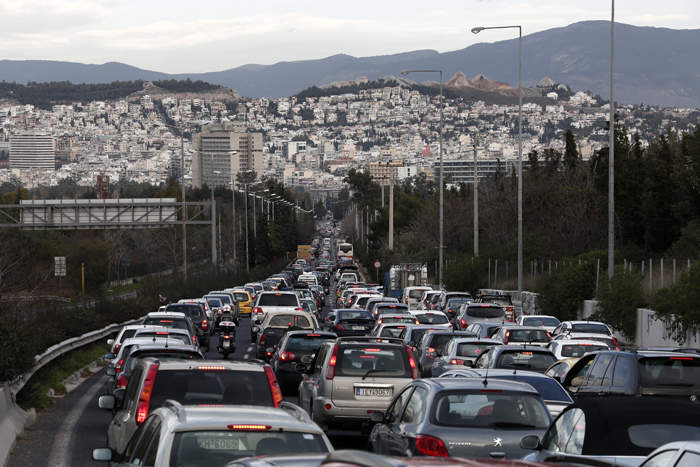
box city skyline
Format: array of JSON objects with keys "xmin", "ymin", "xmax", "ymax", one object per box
[{"xmin": 0, "ymin": 0, "xmax": 697, "ymax": 74}]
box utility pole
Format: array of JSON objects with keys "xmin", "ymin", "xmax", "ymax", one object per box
[
  {"xmin": 474, "ymin": 137, "xmax": 479, "ymax": 256},
  {"xmin": 389, "ymin": 173, "xmax": 394, "ymax": 250}
]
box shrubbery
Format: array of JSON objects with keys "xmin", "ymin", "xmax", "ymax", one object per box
[
  {"xmin": 593, "ymin": 265, "xmax": 645, "ymax": 342},
  {"xmin": 443, "ymin": 255, "xmax": 488, "ymax": 295},
  {"xmin": 651, "ymin": 261, "xmax": 700, "ymax": 345}
]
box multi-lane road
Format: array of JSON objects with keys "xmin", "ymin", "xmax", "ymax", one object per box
[{"xmin": 8, "ymin": 257, "xmax": 368, "ymax": 466}]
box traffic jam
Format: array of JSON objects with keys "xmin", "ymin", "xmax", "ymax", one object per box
[{"xmin": 94, "ymin": 219, "xmax": 700, "ymax": 467}]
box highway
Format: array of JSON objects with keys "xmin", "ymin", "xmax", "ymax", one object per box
[{"xmin": 7, "ymin": 245, "xmax": 369, "ymax": 466}]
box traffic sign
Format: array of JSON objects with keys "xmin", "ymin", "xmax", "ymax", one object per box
[{"xmin": 374, "ymin": 261, "xmax": 381, "ymax": 269}]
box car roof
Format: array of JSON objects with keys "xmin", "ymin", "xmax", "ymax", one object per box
[
  {"xmin": 420, "ymin": 377, "xmax": 541, "ymax": 394},
  {"xmin": 146, "ymin": 312, "xmax": 188, "ymax": 318}
]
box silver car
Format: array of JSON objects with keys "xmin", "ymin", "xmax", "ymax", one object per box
[{"xmin": 297, "ymin": 337, "xmax": 419, "ymax": 432}]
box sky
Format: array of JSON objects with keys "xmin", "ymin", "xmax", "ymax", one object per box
[{"xmin": 0, "ymin": 0, "xmax": 697, "ymax": 74}]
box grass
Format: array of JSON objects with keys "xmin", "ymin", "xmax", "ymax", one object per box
[{"xmin": 15, "ymin": 339, "xmax": 112, "ymax": 411}]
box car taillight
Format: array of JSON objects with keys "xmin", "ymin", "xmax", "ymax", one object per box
[
  {"xmin": 460, "ymin": 318, "xmax": 467, "ymax": 329},
  {"xmin": 335, "ymin": 323, "xmax": 345, "ymax": 330},
  {"xmin": 504, "ymin": 331, "xmax": 510, "ymax": 345},
  {"xmin": 295, "ymin": 308, "xmax": 303, "ymax": 312},
  {"xmin": 217, "ymin": 310, "xmax": 222, "ymax": 316},
  {"xmin": 135, "ymin": 363, "xmax": 159, "ymax": 426},
  {"xmin": 264, "ymin": 366, "xmax": 283, "ymax": 407},
  {"xmin": 326, "ymin": 346, "xmax": 338, "ymax": 380},
  {"xmin": 115, "ymin": 359, "xmax": 124, "ymax": 373},
  {"xmin": 416, "ymin": 434, "xmax": 449, "ymax": 457},
  {"xmin": 113, "ymin": 344, "xmax": 120, "ymax": 354},
  {"xmin": 253, "ymin": 307, "xmax": 263, "ymax": 314},
  {"xmin": 613, "ymin": 336, "xmax": 619, "ymax": 345},
  {"xmin": 280, "ymin": 351, "xmax": 296, "ymax": 361},
  {"xmin": 116, "ymin": 374, "xmax": 128, "ymax": 389},
  {"xmin": 201, "ymin": 319, "xmax": 208, "ymax": 330},
  {"xmin": 407, "ymin": 346, "xmax": 420, "ymax": 380},
  {"xmin": 260, "ymin": 333, "xmax": 266, "ymax": 345}
]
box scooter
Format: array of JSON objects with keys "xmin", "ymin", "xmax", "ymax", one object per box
[{"xmin": 217, "ymin": 318, "xmax": 237, "ymax": 359}]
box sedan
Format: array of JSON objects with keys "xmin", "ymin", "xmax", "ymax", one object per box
[
  {"xmin": 473, "ymin": 346, "xmax": 558, "ymax": 374},
  {"xmin": 329, "ymin": 309, "xmax": 376, "ymax": 336},
  {"xmin": 430, "ymin": 338, "xmax": 501, "ymax": 376}
]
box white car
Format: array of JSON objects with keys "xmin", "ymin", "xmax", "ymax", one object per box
[
  {"xmin": 411, "ymin": 311, "xmax": 453, "ymax": 329},
  {"xmin": 546, "ymin": 339, "xmax": 611, "ymax": 360},
  {"xmin": 553, "ymin": 332, "xmax": 618, "ymax": 350},
  {"xmin": 516, "ymin": 315, "xmax": 561, "ymax": 333}
]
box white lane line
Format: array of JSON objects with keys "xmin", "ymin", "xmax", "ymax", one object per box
[
  {"xmin": 247, "ymin": 346, "xmax": 253, "ymax": 352},
  {"xmin": 48, "ymin": 373, "xmax": 106, "ymax": 467}
]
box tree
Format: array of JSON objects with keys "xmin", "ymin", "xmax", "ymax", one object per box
[
  {"xmin": 564, "ymin": 129, "xmax": 579, "ymax": 171},
  {"xmin": 593, "ymin": 265, "xmax": 645, "ymax": 342},
  {"xmin": 535, "ymin": 254, "xmax": 600, "ymax": 321},
  {"xmin": 651, "ymin": 262, "xmax": 700, "ymax": 345}
]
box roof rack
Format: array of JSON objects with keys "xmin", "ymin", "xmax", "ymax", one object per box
[
  {"xmin": 279, "ymin": 401, "xmax": 313, "ymax": 424},
  {"xmin": 163, "ymin": 399, "xmax": 187, "ymax": 422},
  {"xmin": 335, "ymin": 336, "xmax": 405, "ymax": 345}
]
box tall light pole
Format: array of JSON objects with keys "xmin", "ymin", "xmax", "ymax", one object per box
[
  {"xmin": 402, "ymin": 69, "xmax": 443, "ymax": 287},
  {"xmin": 472, "ymin": 25, "xmax": 522, "ymax": 300},
  {"xmin": 609, "ymin": 1, "xmax": 615, "ymax": 278},
  {"xmin": 249, "ymin": 189, "xmax": 269, "ymax": 238},
  {"xmin": 240, "ymin": 181, "xmax": 262, "ymax": 274}
]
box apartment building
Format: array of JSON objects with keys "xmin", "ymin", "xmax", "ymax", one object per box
[
  {"xmin": 9, "ymin": 132, "xmax": 55, "ymax": 169},
  {"xmin": 191, "ymin": 122, "xmax": 263, "ymax": 188},
  {"xmin": 369, "ymin": 160, "xmax": 404, "ymax": 186}
]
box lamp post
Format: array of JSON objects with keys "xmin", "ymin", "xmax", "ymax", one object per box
[
  {"xmin": 215, "ymin": 165, "xmax": 253, "ymax": 267},
  {"xmin": 249, "ymin": 189, "xmax": 269, "ymax": 238},
  {"xmin": 609, "ymin": 1, "xmax": 615, "ymax": 278},
  {"xmin": 472, "ymin": 25, "xmax": 522, "ymax": 300},
  {"xmin": 239, "ymin": 181, "xmax": 262, "ymax": 274},
  {"xmin": 401, "ymin": 69, "xmax": 443, "ymax": 287}
]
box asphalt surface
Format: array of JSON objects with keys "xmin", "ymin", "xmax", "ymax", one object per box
[{"xmin": 8, "ymin": 243, "xmax": 369, "ymax": 465}]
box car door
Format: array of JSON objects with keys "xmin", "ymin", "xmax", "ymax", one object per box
[
  {"xmin": 116, "ymin": 414, "xmax": 162, "ymax": 466},
  {"xmin": 432, "ymin": 340, "xmax": 454, "ymax": 376},
  {"xmin": 398, "ymin": 386, "xmax": 430, "ymax": 457},
  {"xmin": 372, "ymin": 386, "xmax": 413, "ymax": 455},
  {"xmin": 109, "ymin": 366, "xmax": 145, "ymax": 452},
  {"xmin": 302, "ymin": 345, "xmax": 328, "ymax": 415}
]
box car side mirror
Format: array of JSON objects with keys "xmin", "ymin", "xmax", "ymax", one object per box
[
  {"xmin": 92, "ymin": 448, "xmax": 114, "ymax": 462},
  {"xmin": 408, "ymin": 341, "xmax": 416, "ymax": 348},
  {"xmin": 463, "ymin": 358, "xmax": 475, "ymax": 367},
  {"xmin": 114, "ymin": 388, "xmax": 125, "ymax": 403},
  {"xmin": 369, "ymin": 411, "xmax": 385, "ymax": 423},
  {"xmin": 98, "ymin": 395, "xmax": 116, "ymax": 410},
  {"xmin": 520, "ymin": 435, "xmax": 540, "ymax": 450},
  {"xmin": 266, "ymin": 347, "xmax": 275, "ymax": 354},
  {"xmin": 107, "ymin": 339, "xmax": 114, "ymax": 345},
  {"xmin": 253, "ymin": 326, "xmax": 260, "ymax": 333},
  {"xmin": 106, "ymin": 368, "xmax": 116, "ymax": 377},
  {"xmin": 300, "ymin": 355, "xmax": 313, "ymax": 364},
  {"xmin": 104, "ymin": 353, "xmax": 115, "ymax": 360}
]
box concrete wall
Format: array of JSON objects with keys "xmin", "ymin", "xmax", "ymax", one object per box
[{"xmin": 0, "ymin": 383, "xmax": 34, "ymax": 467}]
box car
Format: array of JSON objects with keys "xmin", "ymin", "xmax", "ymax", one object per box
[
  {"xmin": 352, "ymin": 294, "xmax": 383, "ymax": 310},
  {"xmin": 439, "ymin": 369, "xmax": 574, "ymax": 418},
  {"xmin": 473, "ymin": 346, "xmax": 558, "ymax": 374},
  {"xmin": 142, "ymin": 312, "xmax": 200, "ymax": 348},
  {"xmin": 206, "ymin": 291, "xmax": 242, "ymax": 319},
  {"xmin": 254, "ymin": 311, "xmax": 320, "ymax": 360},
  {"xmin": 108, "ymin": 324, "xmax": 170, "ymax": 356},
  {"xmin": 412, "ymin": 330, "xmax": 476, "ymax": 378},
  {"xmin": 178, "ymin": 298, "xmax": 215, "ymax": 333},
  {"xmin": 436, "ymin": 292, "xmax": 473, "ymax": 313},
  {"xmin": 455, "ymin": 304, "xmax": 507, "ymax": 330},
  {"xmin": 475, "ymin": 293, "xmax": 516, "ymax": 321},
  {"xmin": 269, "ymin": 330, "xmax": 337, "ymax": 392},
  {"xmin": 546, "ymin": 339, "xmax": 611, "ymax": 360},
  {"xmin": 552, "ymin": 320, "xmax": 615, "ymax": 337},
  {"xmin": 371, "ymin": 323, "xmax": 417, "ymax": 338},
  {"xmin": 164, "ymin": 303, "xmax": 211, "ymax": 351},
  {"xmin": 133, "ymin": 327, "xmax": 196, "ymax": 346},
  {"xmin": 560, "ymin": 349, "xmax": 700, "ymax": 401},
  {"xmin": 399, "ymin": 325, "xmax": 453, "ymax": 351},
  {"xmin": 411, "ymin": 311, "xmax": 452, "ymax": 329},
  {"xmin": 300, "ymin": 298, "xmax": 320, "ymax": 321},
  {"xmin": 516, "ymin": 315, "xmax": 561, "ymax": 333},
  {"xmin": 297, "ymin": 336, "xmax": 419, "ymax": 432},
  {"xmin": 466, "ymin": 321, "xmax": 518, "ymax": 339},
  {"xmin": 520, "ymin": 397, "xmax": 700, "ymax": 466},
  {"xmin": 328, "ymin": 309, "xmax": 376, "ymax": 337},
  {"xmin": 92, "ymin": 401, "xmax": 333, "ymax": 466},
  {"xmin": 370, "ymin": 315, "xmax": 420, "ymax": 334},
  {"xmin": 490, "ymin": 326, "xmax": 552, "ymax": 347},
  {"xmin": 443, "ymin": 297, "xmax": 472, "ymax": 322},
  {"xmin": 419, "ymin": 290, "xmax": 443, "ymax": 310},
  {"xmin": 368, "ymin": 377, "xmax": 552, "ymax": 459},
  {"xmin": 638, "ymin": 441, "xmax": 700, "ymax": 467},
  {"xmin": 221, "ymin": 289, "xmax": 252, "ymax": 316},
  {"xmin": 372, "ymin": 303, "xmax": 411, "ymax": 320},
  {"xmin": 402, "ymin": 286, "xmax": 433, "ymax": 310},
  {"xmin": 553, "ymin": 332, "xmax": 619, "ymax": 350},
  {"xmin": 430, "ymin": 338, "xmax": 503, "ymax": 376},
  {"xmin": 366, "ymin": 297, "xmax": 398, "ymax": 315},
  {"xmin": 104, "ymin": 336, "xmax": 175, "ymax": 394}
]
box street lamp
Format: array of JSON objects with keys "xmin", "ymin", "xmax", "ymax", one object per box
[
  {"xmin": 609, "ymin": 1, "xmax": 615, "ymax": 278},
  {"xmin": 249, "ymin": 189, "xmax": 269, "ymax": 238},
  {"xmin": 239, "ymin": 181, "xmax": 262, "ymax": 274},
  {"xmin": 402, "ymin": 69, "xmax": 444, "ymax": 288},
  {"xmin": 214, "ymin": 166, "xmax": 253, "ymax": 267},
  {"xmin": 472, "ymin": 24, "xmax": 522, "ymax": 300}
]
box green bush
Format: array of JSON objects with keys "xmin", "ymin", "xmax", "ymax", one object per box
[
  {"xmin": 443, "ymin": 255, "xmax": 488, "ymax": 295},
  {"xmin": 535, "ymin": 256, "xmax": 599, "ymax": 321},
  {"xmin": 651, "ymin": 261, "xmax": 700, "ymax": 345},
  {"xmin": 0, "ymin": 318, "xmax": 34, "ymax": 381},
  {"xmin": 593, "ymin": 265, "xmax": 645, "ymax": 342}
]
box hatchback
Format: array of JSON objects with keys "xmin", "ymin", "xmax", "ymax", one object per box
[
  {"xmin": 269, "ymin": 330, "xmax": 337, "ymax": 392},
  {"xmin": 455, "ymin": 304, "xmax": 507, "ymax": 330},
  {"xmin": 328, "ymin": 309, "xmax": 375, "ymax": 337},
  {"xmin": 473, "ymin": 346, "xmax": 558, "ymax": 374},
  {"xmin": 413, "ymin": 330, "xmax": 476, "ymax": 378}
]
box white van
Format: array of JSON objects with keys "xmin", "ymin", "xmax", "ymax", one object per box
[
  {"xmin": 298, "ymin": 274, "xmax": 318, "ymax": 285},
  {"xmin": 403, "ymin": 286, "xmax": 433, "ymax": 310},
  {"xmin": 340, "ymin": 272, "xmax": 359, "ymax": 282}
]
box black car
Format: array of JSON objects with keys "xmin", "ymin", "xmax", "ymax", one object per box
[
  {"xmin": 561, "ymin": 348, "xmax": 700, "ymax": 402},
  {"xmin": 413, "ymin": 330, "xmax": 476, "ymax": 378},
  {"xmin": 472, "ymin": 345, "xmax": 558, "ymax": 374},
  {"xmin": 329, "ymin": 309, "xmax": 375, "ymax": 336},
  {"xmin": 269, "ymin": 330, "xmax": 337, "ymax": 391},
  {"xmin": 164, "ymin": 303, "xmax": 211, "ymax": 351}
]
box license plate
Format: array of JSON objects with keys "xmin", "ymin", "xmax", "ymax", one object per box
[
  {"xmin": 198, "ymin": 438, "xmax": 238, "ymax": 450},
  {"xmin": 223, "ymin": 341, "xmax": 230, "ymax": 348},
  {"xmin": 352, "ymin": 326, "xmax": 365, "ymax": 330},
  {"xmin": 356, "ymin": 388, "xmax": 392, "ymax": 397}
]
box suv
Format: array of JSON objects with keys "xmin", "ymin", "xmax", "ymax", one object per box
[
  {"xmin": 413, "ymin": 330, "xmax": 475, "ymax": 377},
  {"xmin": 142, "ymin": 312, "xmax": 200, "ymax": 348},
  {"xmin": 297, "ymin": 336, "xmax": 419, "ymax": 432},
  {"xmin": 269, "ymin": 330, "xmax": 338, "ymax": 391},
  {"xmin": 254, "ymin": 311, "xmax": 320, "ymax": 360},
  {"xmin": 562, "ymin": 349, "xmax": 700, "ymax": 401},
  {"xmin": 454, "ymin": 304, "xmax": 507, "ymax": 330},
  {"xmin": 164, "ymin": 303, "xmax": 211, "ymax": 351},
  {"xmin": 475, "ymin": 293, "xmax": 516, "ymax": 320},
  {"xmin": 98, "ymin": 358, "xmax": 284, "ymax": 455},
  {"xmin": 92, "ymin": 401, "xmax": 333, "ymax": 466}
]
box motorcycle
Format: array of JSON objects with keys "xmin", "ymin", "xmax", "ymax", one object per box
[{"xmin": 217, "ymin": 318, "xmax": 237, "ymax": 359}]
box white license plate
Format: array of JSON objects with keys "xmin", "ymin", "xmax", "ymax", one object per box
[
  {"xmin": 223, "ymin": 341, "xmax": 230, "ymax": 348},
  {"xmin": 356, "ymin": 388, "xmax": 392, "ymax": 397},
  {"xmin": 352, "ymin": 326, "xmax": 365, "ymax": 330},
  {"xmin": 198, "ymin": 438, "xmax": 238, "ymax": 450}
]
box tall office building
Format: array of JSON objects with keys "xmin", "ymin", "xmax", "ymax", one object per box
[
  {"xmin": 191, "ymin": 122, "xmax": 263, "ymax": 188},
  {"xmin": 9, "ymin": 133, "xmax": 56, "ymax": 169}
]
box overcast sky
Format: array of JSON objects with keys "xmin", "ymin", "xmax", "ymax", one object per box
[{"xmin": 0, "ymin": 0, "xmax": 697, "ymax": 74}]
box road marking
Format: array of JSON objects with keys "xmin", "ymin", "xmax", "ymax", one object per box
[
  {"xmin": 244, "ymin": 354, "xmax": 249, "ymax": 359},
  {"xmin": 48, "ymin": 373, "xmax": 106, "ymax": 467},
  {"xmin": 247, "ymin": 346, "xmax": 253, "ymax": 352}
]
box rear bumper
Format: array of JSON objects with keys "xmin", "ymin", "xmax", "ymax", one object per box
[{"xmin": 312, "ymin": 396, "xmax": 392, "ymax": 427}]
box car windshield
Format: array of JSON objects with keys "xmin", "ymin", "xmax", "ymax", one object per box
[
  {"xmin": 455, "ymin": 343, "xmax": 491, "ymax": 357},
  {"xmin": 466, "ymin": 307, "xmax": 505, "ymax": 318},
  {"xmin": 571, "ymin": 323, "xmax": 610, "ymax": 334},
  {"xmin": 432, "ymin": 391, "xmax": 550, "ymax": 428},
  {"xmin": 150, "ymin": 369, "xmax": 273, "ymax": 407},
  {"xmin": 416, "ymin": 314, "xmax": 449, "ymax": 325},
  {"xmin": 522, "ymin": 317, "xmax": 560, "ymax": 327},
  {"xmin": 165, "ymin": 305, "xmax": 203, "ymax": 319},
  {"xmin": 336, "ymin": 347, "xmax": 410, "ymax": 378},
  {"xmin": 496, "ymin": 351, "xmax": 557, "ymax": 371},
  {"xmin": 640, "ymin": 357, "xmax": 700, "ymax": 387},
  {"xmin": 171, "ymin": 430, "xmax": 328, "ymax": 465},
  {"xmin": 560, "ymin": 344, "xmax": 609, "ymax": 357},
  {"xmin": 268, "ymin": 315, "xmax": 312, "ymax": 328},
  {"xmin": 258, "ymin": 294, "xmax": 298, "ymax": 306}
]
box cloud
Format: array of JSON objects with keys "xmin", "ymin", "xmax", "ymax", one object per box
[{"xmin": 0, "ymin": 0, "xmax": 112, "ymax": 33}]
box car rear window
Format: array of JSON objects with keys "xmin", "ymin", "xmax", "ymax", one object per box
[
  {"xmin": 133, "ymin": 332, "xmax": 191, "ymax": 345},
  {"xmin": 499, "ymin": 376, "xmax": 572, "ymax": 402},
  {"xmin": 143, "ymin": 318, "xmax": 190, "ymax": 331},
  {"xmin": 416, "ymin": 314, "xmax": 449, "ymax": 325},
  {"xmin": 381, "ymin": 316, "xmax": 417, "ymax": 324},
  {"xmin": 336, "ymin": 347, "xmax": 410, "ymax": 378},
  {"xmin": 506, "ymin": 329, "xmax": 551, "ymax": 343},
  {"xmin": 338, "ymin": 311, "xmax": 373, "ymax": 320},
  {"xmin": 380, "ymin": 327, "xmax": 406, "ymax": 337},
  {"xmin": 628, "ymin": 424, "xmax": 700, "ymax": 448},
  {"xmin": 560, "ymin": 344, "xmax": 609, "ymax": 358},
  {"xmin": 150, "ymin": 368, "xmax": 273, "ymax": 407},
  {"xmin": 376, "ymin": 305, "xmax": 410, "ymax": 314},
  {"xmin": 284, "ymin": 335, "xmax": 335, "ymax": 351},
  {"xmin": 430, "ymin": 334, "xmax": 460, "ymax": 351},
  {"xmin": 431, "ymin": 391, "xmax": 550, "ymax": 428},
  {"xmin": 207, "ymin": 295, "xmax": 232, "ymax": 305},
  {"xmin": 126, "ymin": 350, "xmax": 200, "ymax": 372},
  {"xmin": 268, "ymin": 315, "xmax": 312, "ymax": 328},
  {"xmin": 639, "ymin": 357, "xmax": 700, "ymax": 387},
  {"xmin": 258, "ymin": 294, "xmax": 299, "ymax": 306},
  {"xmin": 455, "ymin": 343, "xmax": 491, "ymax": 357},
  {"xmin": 446, "ymin": 299, "xmax": 470, "ymax": 308},
  {"xmin": 231, "ymin": 293, "xmax": 249, "ymax": 302},
  {"xmin": 466, "ymin": 306, "xmax": 505, "ymax": 318},
  {"xmin": 165, "ymin": 305, "xmax": 203, "ymax": 319},
  {"xmin": 571, "ymin": 323, "xmax": 610, "ymax": 334},
  {"xmin": 496, "ymin": 351, "xmax": 557, "ymax": 371},
  {"xmin": 408, "ymin": 289, "xmax": 428, "ymax": 299},
  {"xmin": 206, "ymin": 299, "xmax": 223, "ymax": 308},
  {"xmin": 523, "ymin": 317, "xmax": 560, "ymax": 327}
]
